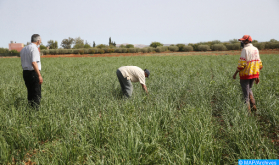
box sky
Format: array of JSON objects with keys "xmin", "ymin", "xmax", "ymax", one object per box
[{"xmin": 0, "ymin": 0, "xmax": 279, "ymax": 48}]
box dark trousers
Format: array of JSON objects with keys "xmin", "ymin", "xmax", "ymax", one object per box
[
  {"xmin": 116, "ymin": 69, "xmax": 133, "ymax": 98},
  {"xmin": 23, "ymin": 70, "xmax": 41, "ymax": 110},
  {"xmin": 240, "ymin": 78, "xmax": 255, "ymax": 105}
]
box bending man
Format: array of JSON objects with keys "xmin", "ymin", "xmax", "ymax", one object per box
[{"xmin": 116, "ymin": 66, "xmax": 150, "ymax": 98}]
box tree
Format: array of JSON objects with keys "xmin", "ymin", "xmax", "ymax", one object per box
[
  {"xmin": 61, "ymin": 37, "xmax": 74, "ymax": 49},
  {"xmin": 176, "ymin": 44, "xmax": 185, "ymax": 51},
  {"xmin": 73, "ymin": 37, "xmax": 84, "ymax": 49},
  {"xmin": 40, "ymin": 43, "xmax": 47, "ymax": 50},
  {"xmin": 96, "ymin": 44, "xmax": 107, "ymax": 49},
  {"xmin": 270, "ymin": 39, "xmax": 278, "ymax": 43},
  {"xmin": 84, "ymin": 40, "xmax": 91, "ymax": 48},
  {"xmin": 109, "ymin": 37, "xmax": 116, "ymax": 47},
  {"xmin": 211, "ymin": 40, "xmax": 221, "ymax": 45},
  {"xmin": 93, "ymin": 41, "xmax": 96, "ymax": 47},
  {"xmin": 125, "ymin": 44, "xmax": 134, "ymax": 48},
  {"xmin": 252, "ymin": 40, "xmax": 258, "ymax": 44},
  {"xmin": 229, "ymin": 39, "xmax": 239, "ymax": 44},
  {"xmin": 119, "ymin": 44, "xmax": 126, "ymax": 48},
  {"xmin": 150, "ymin": 42, "xmax": 163, "ymax": 48},
  {"xmin": 47, "ymin": 40, "xmax": 58, "ymax": 49}
]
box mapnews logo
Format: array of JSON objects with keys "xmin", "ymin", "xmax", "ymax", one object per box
[{"xmin": 238, "ymin": 160, "xmax": 278, "ymax": 165}]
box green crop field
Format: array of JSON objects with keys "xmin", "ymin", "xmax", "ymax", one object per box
[{"xmin": 0, "ymin": 54, "xmax": 279, "ymax": 164}]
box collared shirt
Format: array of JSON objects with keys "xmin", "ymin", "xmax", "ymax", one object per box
[
  {"xmin": 20, "ymin": 43, "xmax": 41, "ymax": 71},
  {"xmin": 237, "ymin": 43, "xmax": 263, "ymax": 79},
  {"xmin": 118, "ymin": 66, "xmax": 145, "ymax": 85}
]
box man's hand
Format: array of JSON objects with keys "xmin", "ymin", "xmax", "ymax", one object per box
[
  {"xmin": 39, "ymin": 75, "xmax": 43, "ymax": 84},
  {"xmin": 233, "ymin": 70, "xmax": 239, "ymax": 79},
  {"xmin": 32, "ymin": 62, "xmax": 43, "ymax": 85},
  {"xmin": 255, "ymin": 78, "xmax": 260, "ymax": 84},
  {"xmin": 141, "ymin": 84, "xmax": 148, "ymax": 94}
]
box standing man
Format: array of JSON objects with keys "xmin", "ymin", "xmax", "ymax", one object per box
[
  {"xmin": 116, "ymin": 66, "xmax": 150, "ymax": 98},
  {"xmin": 21, "ymin": 34, "xmax": 43, "ymax": 110},
  {"xmin": 233, "ymin": 35, "xmax": 263, "ymax": 112}
]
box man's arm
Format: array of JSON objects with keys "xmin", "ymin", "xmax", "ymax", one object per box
[
  {"xmin": 32, "ymin": 62, "xmax": 43, "ymax": 84},
  {"xmin": 141, "ymin": 84, "xmax": 148, "ymax": 94},
  {"xmin": 233, "ymin": 69, "xmax": 239, "ymax": 79}
]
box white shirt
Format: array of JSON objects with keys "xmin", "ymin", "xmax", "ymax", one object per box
[
  {"xmin": 118, "ymin": 66, "xmax": 146, "ymax": 85},
  {"xmin": 20, "ymin": 43, "xmax": 41, "ymax": 70},
  {"xmin": 241, "ymin": 43, "xmax": 260, "ymax": 62}
]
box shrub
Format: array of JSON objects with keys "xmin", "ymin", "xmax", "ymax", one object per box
[
  {"xmin": 211, "ymin": 44, "xmax": 227, "ymax": 51},
  {"xmin": 0, "ymin": 48, "xmax": 9, "ymax": 55},
  {"xmin": 55, "ymin": 49, "xmax": 60, "ymax": 55},
  {"xmin": 99, "ymin": 49, "xmax": 105, "ymax": 54},
  {"xmin": 78, "ymin": 49, "xmax": 84, "ymax": 55},
  {"xmin": 68, "ymin": 49, "xmax": 73, "ymax": 54},
  {"xmin": 150, "ymin": 42, "xmax": 163, "ymax": 48},
  {"xmin": 169, "ymin": 46, "xmax": 179, "ymax": 52},
  {"xmin": 135, "ymin": 48, "xmax": 140, "ymax": 53},
  {"xmin": 40, "ymin": 50, "xmax": 46, "ymax": 55},
  {"xmin": 9, "ymin": 50, "xmax": 20, "ymax": 56},
  {"xmin": 114, "ymin": 48, "xmax": 121, "ymax": 53},
  {"xmin": 253, "ymin": 43, "xmax": 265, "ymax": 50},
  {"xmin": 188, "ymin": 43, "xmax": 199, "ymax": 51},
  {"xmin": 103, "ymin": 48, "xmax": 108, "ymax": 53},
  {"xmin": 265, "ymin": 42, "xmax": 279, "ymax": 49},
  {"xmin": 226, "ymin": 43, "xmax": 241, "ymax": 50},
  {"xmin": 49, "ymin": 49, "xmax": 56, "ymax": 55},
  {"xmin": 103, "ymin": 48, "xmax": 114, "ymax": 53},
  {"xmin": 176, "ymin": 44, "xmax": 186, "ymax": 51},
  {"xmin": 184, "ymin": 46, "xmax": 193, "ymax": 52},
  {"xmin": 89, "ymin": 49, "xmax": 95, "ymax": 54},
  {"xmin": 161, "ymin": 46, "xmax": 168, "ymax": 52},
  {"xmin": 121, "ymin": 48, "xmax": 127, "ymax": 53},
  {"xmin": 45, "ymin": 50, "xmax": 50, "ymax": 55},
  {"xmin": 147, "ymin": 47, "xmax": 155, "ymax": 53},
  {"xmin": 141, "ymin": 48, "xmax": 148, "ymax": 53},
  {"xmin": 155, "ymin": 46, "xmax": 164, "ymax": 53},
  {"xmin": 198, "ymin": 45, "xmax": 210, "ymax": 51},
  {"xmin": 58, "ymin": 49, "xmax": 65, "ymax": 54},
  {"xmin": 129, "ymin": 48, "xmax": 136, "ymax": 53},
  {"xmin": 72, "ymin": 49, "xmax": 79, "ymax": 54},
  {"xmin": 108, "ymin": 49, "xmax": 115, "ymax": 53},
  {"xmin": 93, "ymin": 49, "xmax": 99, "ymax": 54},
  {"xmin": 83, "ymin": 49, "xmax": 89, "ymax": 54}
]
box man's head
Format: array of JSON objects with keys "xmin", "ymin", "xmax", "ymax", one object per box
[
  {"xmin": 31, "ymin": 34, "xmax": 41, "ymax": 46},
  {"xmin": 239, "ymin": 35, "xmax": 252, "ymax": 44},
  {"xmin": 144, "ymin": 69, "xmax": 150, "ymax": 78}
]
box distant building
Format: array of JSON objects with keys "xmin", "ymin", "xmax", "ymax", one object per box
[{"xmin": 9, "ymin": 41, "xmax": 24, "ymax": 52}]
